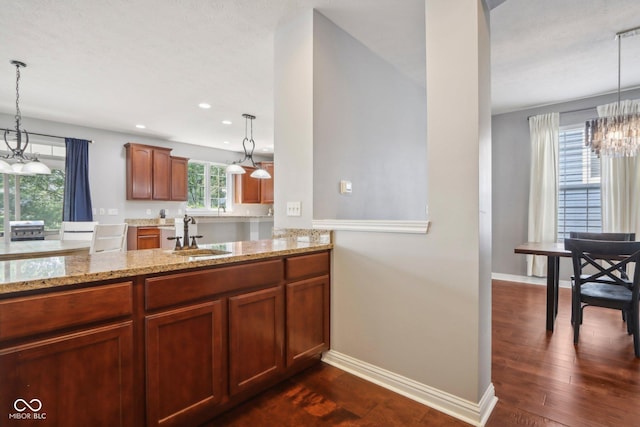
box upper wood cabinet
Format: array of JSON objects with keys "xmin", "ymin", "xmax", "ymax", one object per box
[
  {"xmin": 170, "ymin": 157, "xmax": 188, "ymax": 201},
  {"xmin": 125, "ymin": 143, "xmax": 188, "ymax": 201},
  {"xmin": 259, "ymin": 162, "xmax": 274, "ymax": 204},
  {"xmin": 233, "ymin": 162, "xmax": 274, "ymax": 204}
]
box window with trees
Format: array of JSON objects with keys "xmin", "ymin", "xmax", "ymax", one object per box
[
  {"xmin": 557, "ymin": 125, "xmax": 601, "ymax": 241},
  {"xmin": 0, "ymin": 141, "xmax": 65, "ymax": 234},
  {"xmin": 187, "ymin": 161, "xmax": 229, "ymax": 211}
]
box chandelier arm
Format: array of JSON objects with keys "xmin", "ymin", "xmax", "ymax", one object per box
[{"xmin": 618, "ymin": 33, "xmax": 622, "ymax": 108}]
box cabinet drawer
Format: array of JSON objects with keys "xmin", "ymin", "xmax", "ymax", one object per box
[
  {"xmin": 138, "ymin": 227, "xmax": 160, "ymax": 236},
  {"xmin": 145, "ymin": 259, "xmax": 284, "ymax": 311},
  {"xmin": 285, "ymin": 251, "xmax": 330, "ymax": 281},
  {"xmin": 0, "ymin": 282, "xmax": 133, "ymax": 341}
]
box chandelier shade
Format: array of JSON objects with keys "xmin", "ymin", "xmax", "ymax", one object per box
[
  {"xmin": 2, "ymin": 60, "xmax": 51, "ymax": 175},
  {"xmin": 585, "ymin": 26, "xmax": 640, "ymax": 158},
  {"xmin": 225, "ymin": 114, "xmax": 271, "ymax": 179}
]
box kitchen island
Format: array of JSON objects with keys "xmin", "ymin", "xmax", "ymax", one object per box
[{"xmin": 0, "ymin": 232, "xmax": 331, "ymax": 427}]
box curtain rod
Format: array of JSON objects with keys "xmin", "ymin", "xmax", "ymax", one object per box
[
  {"xmin": 1, "ymin": 128, "xmax": 94, "ymax": 143},
  {"xmin": 527, "ymin": 106, "xmax": 596, "ymax": 120}
]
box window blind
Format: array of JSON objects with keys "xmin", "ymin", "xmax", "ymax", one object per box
[{"xmin": 557, "ymin": 126, "xmax": 601, "ymax": 241}]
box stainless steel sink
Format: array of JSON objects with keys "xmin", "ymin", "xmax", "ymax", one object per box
[{"xmin": 170, "ymin": 248, "xmax": 231, "ymax": 257}]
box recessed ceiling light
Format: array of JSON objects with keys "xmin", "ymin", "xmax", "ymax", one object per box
[
  {"xmin": 136, "ymin": 124, "xmax": 146, "ymax": 129},
  {"xmin": 222, "ymin": 120, "xmax": 232, "ymax": 125},
  {"xmin": 223, "ymin": 141, "xmax": 230, "ymax": 144},
  {"xmin": 198, "ymin": 103, "xmax": 211, "ymax": 109}
]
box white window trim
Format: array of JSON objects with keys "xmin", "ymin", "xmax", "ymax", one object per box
[{"xmin": 186, "ymin": 160, "xmax": 233, "ymax": 214}]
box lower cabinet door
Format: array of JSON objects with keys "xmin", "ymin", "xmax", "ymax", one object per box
[
  {"xmin": 145, "ymin": 301, "xmax": 224, "ymax": 427},
  {"xmin": 0, "ymin": 322, "xmax": 134, "ymax": 427},
  {"xmin": 286, "ymin": 275, "xmax": 330, "ymax": 366},
  {"xmin": 228, "ymin": 286, "xmax": 284, "ymax": 396}
]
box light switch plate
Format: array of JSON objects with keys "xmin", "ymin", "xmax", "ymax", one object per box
[
  {"xmin": 286, "ymin": 201, "xmax": 301, "ymax": 216},
  {"xmin": 340, "ymin": 180, "xmax": 352, "ymax": 194}
]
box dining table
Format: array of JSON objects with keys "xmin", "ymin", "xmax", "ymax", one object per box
[
  {"xmin": 514, "ymin": 242, "xmax": 571, "ymax": 332},
  {"xmin": 0, "ymin": 240, "xmax": 91, "ymax": 261}
]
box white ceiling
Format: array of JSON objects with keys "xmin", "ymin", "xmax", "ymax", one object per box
[{"xmin": 1, "ymin": 0, "xmax": 640, "ymax": 152}]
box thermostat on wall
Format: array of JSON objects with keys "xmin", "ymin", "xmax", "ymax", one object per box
[{"xmin": 340, "ymin": 180, "xmax": 352, "ymax": 194}]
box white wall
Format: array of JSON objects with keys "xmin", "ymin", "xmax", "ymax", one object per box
[
  {"xmin": 312, "ymin": 12, "xmax": 427, "ymax": 220},
  {"xmin": 273, "ymin": 11, "xmax": 314, "ymax": 227},
  {"xmin": 274, "ymin": 2, "xmax": 494, "ymax": 424},
  {"xmin": 0, "ymin": 113, "xmax": 272, "ymax": 224}
]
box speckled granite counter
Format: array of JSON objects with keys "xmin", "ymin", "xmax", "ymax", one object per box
[{"xmin": 0, "ymin": 237, "xmax": 332, "ymax": 296}]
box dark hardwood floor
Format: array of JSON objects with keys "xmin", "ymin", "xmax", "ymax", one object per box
[{"xmin": 205, "ymin": 280, "xmax": 640, "ymax": 426}]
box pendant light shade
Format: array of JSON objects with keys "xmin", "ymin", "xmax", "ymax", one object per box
[
  {"xmin": 250, "ymin": 167, "xmax": 271, "ymax": 179},
  {"xmin": 0, "ymin": 159, "xmax": 12, "ymax": 174},
  {"xmin": 226, "ymin": 114, "xmax": 271, "ymax": 179},
  {"xmin": 226, "ymin": 163, "xmax": 246, "ymax": 174},
  {"xmin": 22, "ymin": 158, "xmax": 52, "ymax": 175},
  {"xmin": 585, "ymin": 26, "xmax": 640, "ymax": 157}
]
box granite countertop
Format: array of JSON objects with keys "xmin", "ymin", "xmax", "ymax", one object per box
[{"xmin": 0, "ymin": 237, "xmax": 332, "ymax": 297}]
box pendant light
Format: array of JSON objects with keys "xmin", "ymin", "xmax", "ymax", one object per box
[
  {"xmin": 585, "ymin": 26, "xmax": 640, "ymax": 157},
  {"xmin": 225, "ymin": 114, "xmax": 271, "ymax": 179},
  {"xmin": 2, "ymin": 60, "xmax": 51, "ymax": 174}
]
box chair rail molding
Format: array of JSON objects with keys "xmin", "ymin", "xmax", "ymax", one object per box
[{"xmin": 312, "ymin": 219, "xmax": 430, "ymax": 234}]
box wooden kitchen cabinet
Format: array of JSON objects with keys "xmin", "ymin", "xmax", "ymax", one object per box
[
  {"xmin": 233, "ymin": 167, "xmax": 261, "ymax": 204},
  {"xmin": 259, "ymin": 161, "xmax": 274, "ymax": 204},
  {"xmin": 125, "ymin": 143, "xmax": 188, "ymax": 201},
  {"xmin": 285, "ymin": 252, "xmax": 330, "ymax": 366},
  {"xmin": 170, "ymin": 156, "xmax": 188, "ymax": 201},
  {"xmin": 228, "ymin": 286, "xmax": 284, "ymax": 396},
  {"xmin": 0, "ymin": 322, "xmax": 134, "ymax": 427},
  {"xmin": 146, "ymin": 301, "xmax": 224, "ymax": 427},
  {"xmin": 0, "ymin": 250, "xmax": 330, "ymax": 427},
  {"xmin": 233, "ymin": 163, "xmax": 274, "ymax": 204},
  {"xmin": 0, "ymin": 282, "xmax": 135, "ymax": 427},
  {"xmin": 127, "ymin": 226, "xmax": 161, "ymax": 250}
]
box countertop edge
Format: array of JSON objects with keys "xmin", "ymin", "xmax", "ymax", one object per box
[{"xmin": 0, "ymin": 241, "xmax": 333, "ymax": 297}]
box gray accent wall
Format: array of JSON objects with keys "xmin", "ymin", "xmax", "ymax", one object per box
[
  {"xmin": 492, "ymin": 88, "xmax": 640, "ymax": 280},
  {"xmin": 312, "ymin": 12, "xmax": 427, "ymax": 220}
]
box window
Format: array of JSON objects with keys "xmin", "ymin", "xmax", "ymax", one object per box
[
  {"xmin": 187, "ymin": 161, "xmax": 229, "ymax": 211},
  {"xmin": 0, "ymin": 141, "xmax": 65, "ymax": 234},
  {"xmin": 557, "ymin": 125, "xmax": 601, "ymax": 241}
]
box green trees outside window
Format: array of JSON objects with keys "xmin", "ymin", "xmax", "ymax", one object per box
[
  {"xmin": 0, "ymin": 169, "xmax": 65, "ymax": 232},
  {"xmin": 187, "ymin": 162, "xmax": 227, "ymax": 211}
]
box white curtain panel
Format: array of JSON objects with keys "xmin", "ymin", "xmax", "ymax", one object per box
[
  {"xmin": 597, "ymin": 100, "xmax": 640, "ymax": 238},
  {"xmin": 527, "ymin": 113, "xmax": 559, "ymax": 276}
]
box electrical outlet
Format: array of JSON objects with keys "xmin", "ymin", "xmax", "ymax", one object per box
[
  {"xmin": 146, "ymin": 209, "xmax": 151, "ymax": 215},
  {"xmin": 99, "ymin": 208, "xmax": 105, "ymax": 215},
  {"xmin": 286, "ymin": 201, "xmax": 301, "ymax": 217}
]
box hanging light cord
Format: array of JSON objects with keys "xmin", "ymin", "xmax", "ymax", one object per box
[
  {"xmin": 4, "ymin": 60, "xmax": 30, "ymax": 157},
  {"xmin": 236, "ymin": 113, "xmax": 258, "ymax": 167}
]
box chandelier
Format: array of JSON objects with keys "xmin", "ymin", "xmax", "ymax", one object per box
[
  {"xmin": 585, "ymin": 26, "xmax": 640, "ymax": 157},
  {"xmin": 226, "ymin": 114, "xmax": 271, "ymax": 179},
  {"xmin": 1, "ymin": 60, "xmax": 51, "ymax": 175}
]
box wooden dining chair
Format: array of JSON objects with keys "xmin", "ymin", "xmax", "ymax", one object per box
[
  {"xmin": 564, "ymin": 238, "xmax": 640, "ymax": 357},
  {"xmin": 569, "ymin": 232, "xmax": 636, "ymax": 322},
  {"xmin": 90, "ymin": 224, "xmax": 128, "ymax": 254}
]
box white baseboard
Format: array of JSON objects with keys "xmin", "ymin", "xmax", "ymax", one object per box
[
  {"xmin": 491, "ymin": 272, "xmax": 571, "ymax": 289},
  {"xmin": 321, "ymin": 350, "xmax": 498, "ymax": 427}
]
